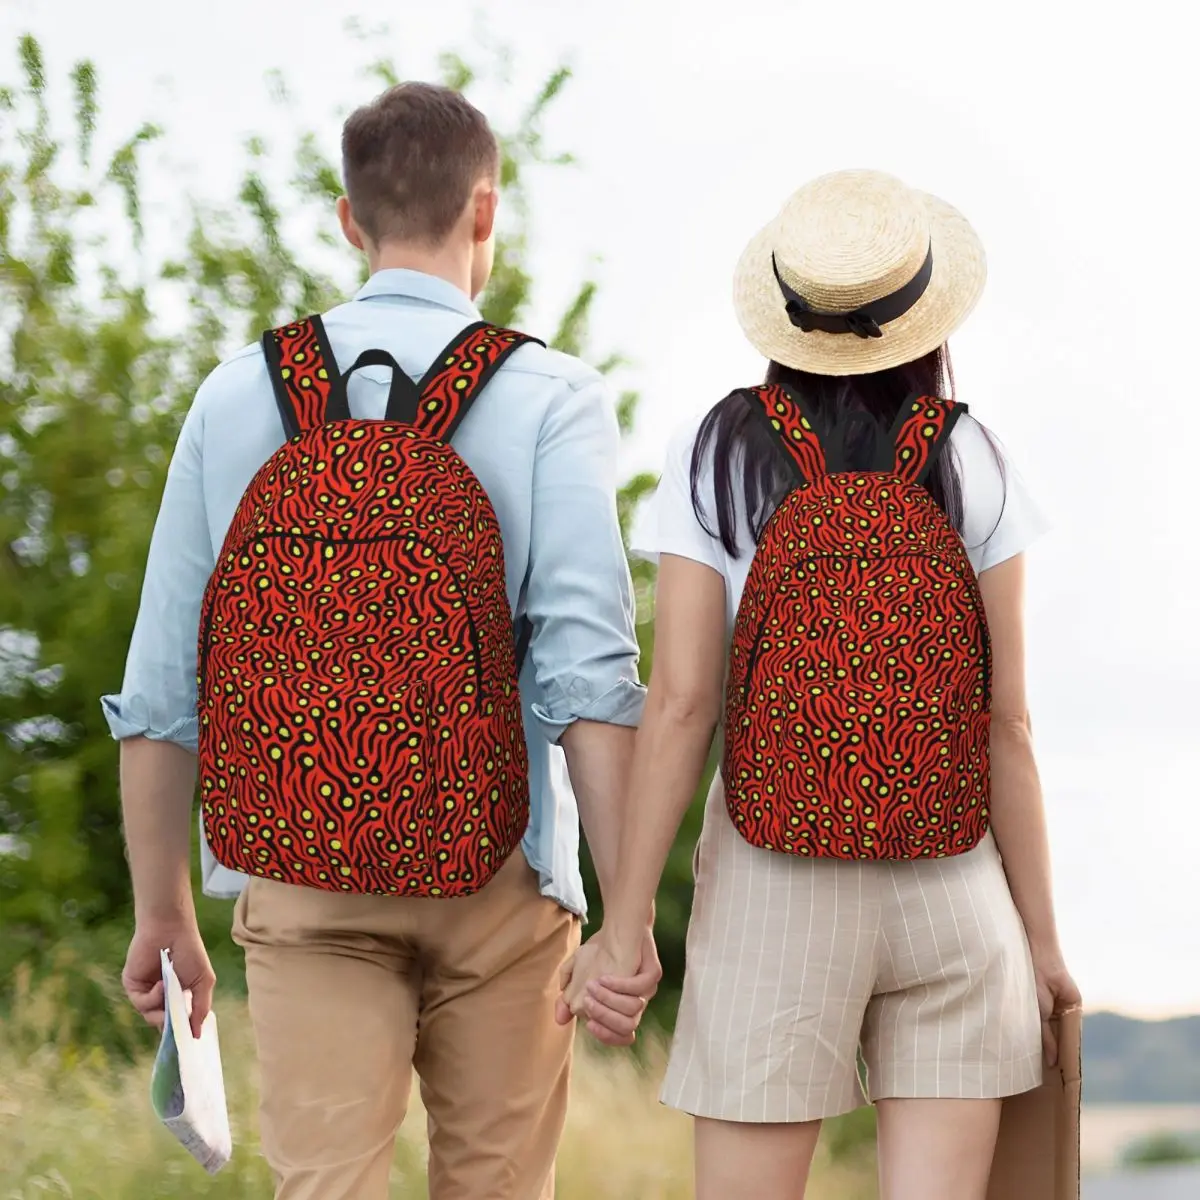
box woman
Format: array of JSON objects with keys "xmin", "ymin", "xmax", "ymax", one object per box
[{"xmin": 561, "ymin": 170, "xmax": 1080, "ymax": 1200}]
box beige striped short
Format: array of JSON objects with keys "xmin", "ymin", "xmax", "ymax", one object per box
[{"xmin": 661, "ymin": 774, "xmax": 1043, "ymax": 1123}]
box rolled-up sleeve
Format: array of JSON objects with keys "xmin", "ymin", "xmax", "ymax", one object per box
[
  {"xmin": 100, "ymin": 398, "xmax": 215, "ymax": 753},
  {"xmin": 525, "ymin": 374, "xmax": 646, "ymax": 741}
]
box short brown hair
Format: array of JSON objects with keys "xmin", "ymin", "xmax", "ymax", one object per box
[{"xmin": 341, "ymin": 82, "xmax": 499, "ymax": 246}]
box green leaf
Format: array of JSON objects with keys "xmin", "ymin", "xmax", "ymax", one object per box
[
  {"xmin": 597, "ymin": 352, "xmax": 629, "ymax": 376},
  {"xmin": 104, "ymin": 123, "xmax": 162, "ymax": 248},
  {"xmin": 437, "ymin": 52, "xmax": 474, "ymax": 93},
  {"xmin": 293, "ymin": 133, "xmax": 343, "ymax": 203},
  {"xmin": 616, "ymin": 389, "xmax": 641, "ymax": 435},
  {"xmin": 550, "ymin": 280, "xmax": 596, "ymax": 357},
  {"xmin": 524, "ymin": 65, "xmax": 572, "ymax": 128},
  {"xmin": 238, "ymin": 171, "xmax": 284, "ymax": 257},
  {"xmin": 18, "ymin": 34, "xmax": 45, "ymax": 100},
  {"xmin": 44, "ymin": 229, "xmax": 74, "ymax": 286},
  {"xmin": 366, "ymin": 58, "xmax": 401, "ymax": 89},
  {"xmin": 264, "ymin": 68, "xmax": 290, "ymax": 105},
  {"xmin": 69, "ymin": 61, "xmax": 97, "ymax": 165}
]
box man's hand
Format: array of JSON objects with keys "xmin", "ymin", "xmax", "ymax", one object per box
[
  {"xmin": 117, "ymin": 737, "xmax": 210, "ymax": 1037},
  {"xmin": 555, "ymin": 926, "xmax": 661, "ymax": 1047},
  {"xmin": 123, "ymin": 918, "xmax": 215, "ymax": 1041}
]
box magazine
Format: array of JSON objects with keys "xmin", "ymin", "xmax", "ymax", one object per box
[{"xmin": 149, "ymin": 948, "xmax": 232, "ymax": 1174}]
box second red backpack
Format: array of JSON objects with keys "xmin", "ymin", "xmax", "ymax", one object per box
[
  {"xmin": 723, "ymin": 385, "xmax": 991, "ymax": 861},
  {"xmin": 197, "ymin": 317, "xmax": 539, "ymax": 897}
]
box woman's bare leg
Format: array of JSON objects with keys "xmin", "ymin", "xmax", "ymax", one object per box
[
  {"xmin": 876, "ymin": 1098, "xmax": 1001, "ymax": 1200},
  {"xmin": 694, "ymin": 1116, "xmax": 823, "ymax": 1200}
]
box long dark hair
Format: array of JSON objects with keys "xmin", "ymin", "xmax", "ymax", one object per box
[{"xmin": 690, "ymin": 345, "xmax": 996, "ymax": 557}]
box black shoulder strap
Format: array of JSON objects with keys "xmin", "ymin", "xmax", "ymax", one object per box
[
  {"xmin": 406, "ymin": 321, "xmax": 544, "ymax": 441},
  {"xmin": 883, "ymin": 396, "xmax": 968, "ymax": 484},
  {"xmin": 341, "ymin": 348, "xmax": 421, "ymax": 425},
  {"xmin": 738, "ymin": 384, "xmax": 829, "ymax": 486},
  {"xmin": 262, "ymin": 315, "xmax": 349, "ymax": 439},
  {"xmin": 514, "ymin": 614, "xmax": 533, "ymax": 675}
]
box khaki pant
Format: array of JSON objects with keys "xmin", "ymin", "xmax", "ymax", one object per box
[{"xmin": 232, "ymin": 850, "xmax": 580, "ymax": 1200}]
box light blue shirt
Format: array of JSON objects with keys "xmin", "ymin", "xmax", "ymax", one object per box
[{"xmin": 101, "ymin": 269, "xmax": 645, "ymax": 917}]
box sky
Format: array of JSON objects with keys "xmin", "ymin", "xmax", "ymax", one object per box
[{"xmin": 2, "ymin": 0, "xmax": 1197, "ymax": 1017}]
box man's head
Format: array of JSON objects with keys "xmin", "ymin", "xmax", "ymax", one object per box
[{"xmin": 337, "ymin": 82, "xmax": 500, "ymax": 297}]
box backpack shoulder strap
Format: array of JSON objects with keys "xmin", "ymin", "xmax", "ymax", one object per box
[
  {"xmin": 262, "ymin": 315, "xmax": 350, "ymax": 439},
  {"xmin": 739, "ymin": 383, "xmax": 828, "ymax": 486},
  {"xmin": 884, "ymin": 396, "xmax": 967, "ymax": 485},
  {"xmin": 410, "ymin": 321, "xmax": 545, "ymax": 441}
]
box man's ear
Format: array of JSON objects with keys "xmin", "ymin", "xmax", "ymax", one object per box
[
  {"xmin": 473, "ymin": 183, "xmax": 498, "ymax": 245},
  {"xmin": 337, "ymin": 196, "xmax": 366, "ymax": 251}
]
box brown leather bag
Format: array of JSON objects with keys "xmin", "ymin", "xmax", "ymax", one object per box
[{"xmin": 987, "ymin": 1007, "xmax": 1083, "ymax": 1200}]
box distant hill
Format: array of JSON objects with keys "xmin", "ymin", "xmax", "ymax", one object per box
[
  {"xmin": 1085, "ymin": 1164, "xmax": 1200, "ymax": 1200},
  {"xmin": 1085, "ymin": 1013, "xmax": 1200, "ymax": 1104}
]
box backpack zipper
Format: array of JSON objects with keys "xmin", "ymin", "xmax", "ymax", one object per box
[
  {"xmin": 967, "ymin": 588, "xmax": 991, "ymax": 703},
  {"xmin": 738, "ymin": 612, "xmax": 770, "ymax": 705},
  {"xmin": 734, "ymin": 550, "xmax": 985, "ymax": 702},
  {"xmin": 198, "ymin": 530, "xmax": 486, "ymax": 713}
]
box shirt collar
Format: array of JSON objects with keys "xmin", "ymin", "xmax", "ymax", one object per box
[{"xmin": 353, "ymin": 268, "xmax": 481, "ymax": 319}]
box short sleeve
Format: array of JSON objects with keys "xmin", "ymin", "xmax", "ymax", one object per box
[
  {"xmin": 953, "ymin": 415, "xmax": 1050, "ymax": 574},
  {"xmin": 631, "ymin": 419, "xmax": 723, "ymax": 573}
]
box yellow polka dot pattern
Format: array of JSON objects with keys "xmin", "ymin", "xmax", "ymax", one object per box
[
  {"xmin": 197, "ymin": 422, "xmax": 528, "ymax": 896},
  {"xmin": 724, "ymin": 442, "xmax": 992, "ymax": 860}
]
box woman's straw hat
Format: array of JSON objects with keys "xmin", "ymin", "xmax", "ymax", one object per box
[{"xmin": 732, "ymin": 169, "xmax": 986, "ymax": 376}]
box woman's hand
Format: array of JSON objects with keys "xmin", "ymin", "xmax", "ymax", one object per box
[
  {"xmin": 1031, "ymin": 946, "xmax": 1081, "ymax": 1066},
  {"xmin": 556, "ymin": 926, "xmax": 659, "ymax": 1047}
]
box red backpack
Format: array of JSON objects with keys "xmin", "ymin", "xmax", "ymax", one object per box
[
  {"xmin": 197, "ymin": 316, "xmax": 540, "ymax": 897},
  {"xmin": 723, "ymin": 385, "xmax": 991, "ymax": 860}
]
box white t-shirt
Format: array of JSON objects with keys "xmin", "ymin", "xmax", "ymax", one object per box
[{"xmin": 632, "ymin": 410, "xmax": 1048, "ymax": 630}]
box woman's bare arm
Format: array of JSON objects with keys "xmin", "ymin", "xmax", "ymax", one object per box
[
  {"xmin": 978, "ymin": 554, "xmax": 1060, "ymax": 951},
  {"xmin": 565, "ymin": 552, "xmax": 727, "ymax": 989},
  {"xmin": 979, "ymin": 552, "xmax": 1080, "ymax": 1060}
]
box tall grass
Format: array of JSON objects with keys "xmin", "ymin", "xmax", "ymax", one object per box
[{"xmin": 1, "ymin": 965, "xmax": 877, "ymax": 1198}]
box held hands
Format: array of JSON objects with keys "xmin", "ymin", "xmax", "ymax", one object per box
[{"xmin": 555, "ymin": 926, "xmax": 661, "ymax": 1047}]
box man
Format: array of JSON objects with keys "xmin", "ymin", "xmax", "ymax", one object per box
[{"xmin": 104, "ymin": 82, "xmax": 659, "ymax": 1200}]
